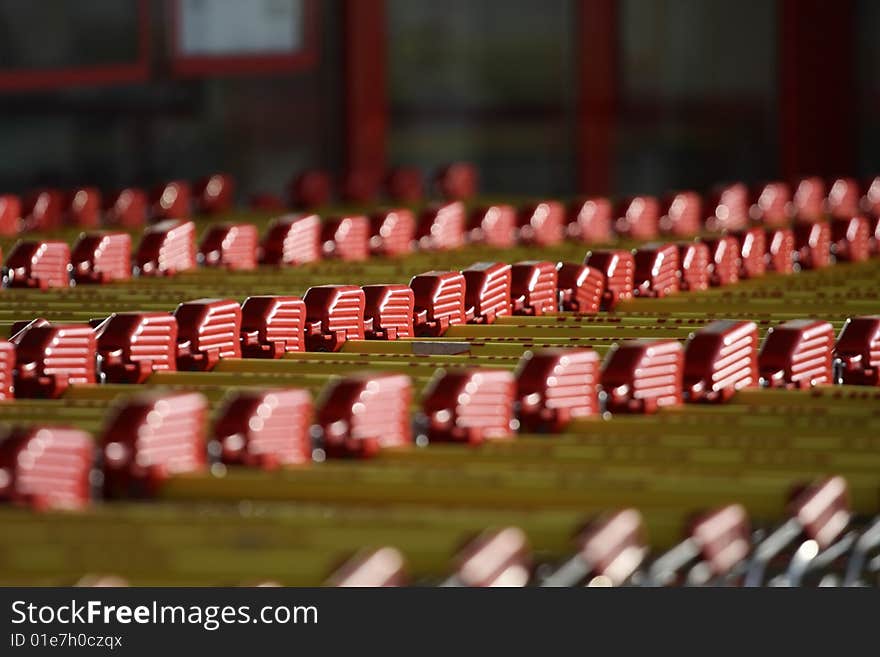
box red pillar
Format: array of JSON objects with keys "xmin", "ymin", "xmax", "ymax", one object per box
[
  {"xmin": 343, "ymin": 0, "xmax": 388, "ymax": 180},
  {"xmin": 576, "ymin": 0, "xmax": 618, "ymax": 196},
  {"xmin": 778, "ymin": 0, "xmax": 856, "ymax": 179}
]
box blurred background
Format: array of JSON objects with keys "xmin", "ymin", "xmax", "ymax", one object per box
[{"xmin": 0, "ymin": 0, "xmax": 876, "ymax": 201}]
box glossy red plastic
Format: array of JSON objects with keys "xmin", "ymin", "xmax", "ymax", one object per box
[
  {"xmin": 632, "ymin": 243, "xmax": 679, "ymax": 298},
  {"xmin": 135, "ymin": 219, "xmax": 196, "ymax": 276},
  {"xmin": 792, "ymin": 177, "xmax": 825, "ymax": 222},
  {"xmin": 369, "ymin": 209, "xmax": 415, "ymax": 257},
  {"xmin": 0, "ymin": 426, "xmax": 93, "ymax": 510},
  {"xmin": 240, "ymin": 296, "xmax": 307, "ymax": 358},
  {"xmin": 510, "ymin": 261, "xmax": 558, "ymax": 316},
  {"xmin": 517, "ymin": 201, "xmax": 565, "ymax": 246},
  {"xmin": 582, "ymin": 250, "xmax": 634, "ymax": 309},
  {"xmin": 614, "ymin": 196, "xmax": 660, "ymax": 240},
  {"xmin": 317, "ymin": 373, "xmax": 413, "ymax": 458},
  {"xmin": 434, "ymin": 162, "xmax": 478, "ymax": 200},
  {"xmin": 793, "ymin": 222, "xmax": 831, "ymax": 270},
  {"xmin": 101, "ymin": 392, "xmax": 208, "ymax": 498},
  {"xmin": 94, "ymin": 312, "xmax": 178, "ymax": 384},
  {"xmin": 788, "ymin": 477, "xmax": 850, "ymax": 550},
  {"xmin": 13, "ymin": 324, "xmax": 96, "ymax": 398},
  {"xmin": 574, "ymin": 510, "xmax": 646, "ymax": 586},
  {"xmin": 872, "ymin": 217, "xmax": 880, "ymax": 256},
  {"xmin": 462, "ymin": 262, "xmax": 512, "ymax": 324},
  {"xmin": 321, "ymin": 215, "xmax": 370, "ymax": 261},
  {"xmin": 21, "ymin": 189, "xmax": 64, "ymax": 231},
  {"xmin": 326, "ymin": 548, "xmax": 408, "ymax": 587},
  {"xmin": 731, "ymin": 227, "xmax": 767, "ymax": 279},
  {"xmin": 303, "ymin": 285, "xmax": 366, "ymax": 351},
  {"xmin": 450, "ymin": 527, "xmax": 531, "ymax": 587},
  {"xmin": 198, "ymin": 223, "xmax": 258, "ymax": 270},
  {"xmin": 385, "ymin": 166, "xmax": 423, "ymax": 203},
  {"xmin": 830, "ymin": 216, "xmax": 870, "ymax": 263},
  {"xmin": 259, "ymin": 214, "xmax": 321, "ymax": 266},
  {"xmin": 70, "ymin": 232, "xmax": 132, "ymax": 284},
  {"xmin": 688, "ymin": 505, "xmax": 751, "ymax": 576},
  {"xmin": 865, "ymin": 176, "xmax": 880, "ymax": 217},
  {"xmin": 556, "ymin": 263, "xmax": 605, "ymax": 314},
  {"xmin": 8, "ymin": 318, "xmax": 49, "ymax": 341},
  {"xmin": 0, "ymin": 195, "xmax": 21, "ymax": 235},
  {"xmin": 409, "ymin": 271, "xmax": 467, "ymax": 337},
  {"xmin": 362, "ymin": 285, "xmax": 414, "ymax": 340},
  {"xmin": 661, "ymin": 191, "xmax": 702, "ymax": 237},
  {"xmin": 415, "ymin": 201, "xmax": 466, "ymax": 251},
  {"xmin": 66, "ymin": 187, "xmax": 101, "ymax": 228},
  {"xmin": 677, "ymin": 242, "xmax": 710, "ymax": 292},
  {"xmin": 516, "ymin": 348, "xmax": 600, "ymax": 432},
  {"xmin": 705, "ymin": 183, "xmax": 749, "ymax": 232},
  {"xmin": 834, "ymin": 316, "xmax": 880, "ymax": 386},
  {"xmin": 766, "ymin": 228, "xmax": 795, "ymax": 274},
  {"xmin": 684, "ymin": 320, "xmax": 759, "ymax": 402},
  {"xmin": 705, "ymin": 236, "xmax": 740, "ymax": 286},
  {"xmin": 422, "ymin": 369, "xmax": 515, "ymax": 444},
  {"xmin": 0, "ymin": 341, "xmax": 11, "ymax": 400},
  {"xmin": 468, "ymin": 205, "xmax": 517, "ymax": 248},
  {"xmin": 288, "ymin": 170, "xmax": 333, "ymax": 209},
  {"xmin": 174, "ymin": 299, "xmax": 242, "ymax": 371},
  {"xmin": 751, "ymin": 182, "xmax": 790, "ymax": 227},
  {"xmin": 194, "ymin": 173, "xmax": 235, "ymax": 215},
  {"xmin": 602, "ymin": 339, "xmax": 684, "ymax": 414},
  {"xmin": 104, "ymin": 188, "xmax": 147, "ymax": 229},
  {"xmin": 827, "ymin": 178, "xmax": 859, "ymax": 219},
  {"xmin": 759, "ymin": 319, "xmax": 834, "ymax": 388},
  {"xmin": 567, "ymin": 197, "xmax": 613, "ymax": 243},
  {"xmin": 150, "ymin": 180, "xmax": 191, "ymax": 221},
  {"xmin": 4, "ymin": 240, "xmax": 70, "ymax": 289},
  {"xmin": 214, "ymin": 388, "xmax": 313, "ymax": 468}
]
